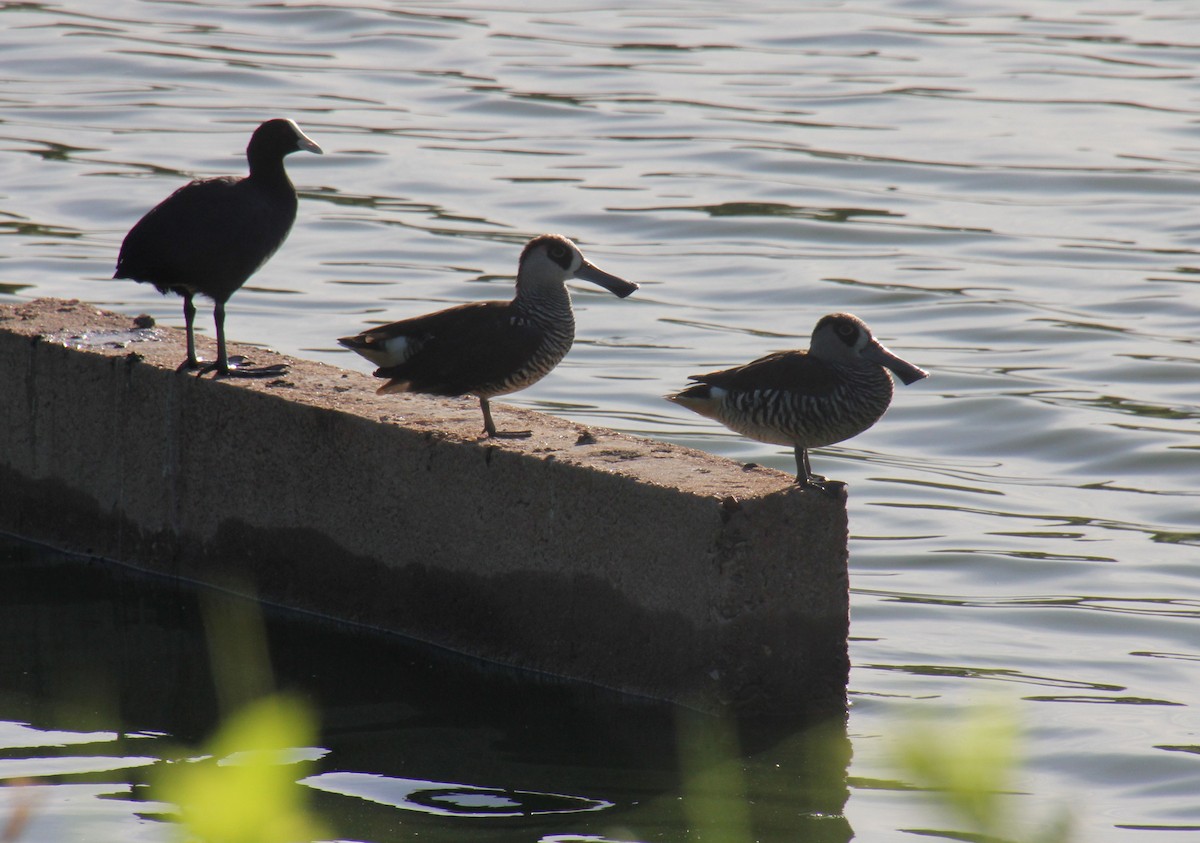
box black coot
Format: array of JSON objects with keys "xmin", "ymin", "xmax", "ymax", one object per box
[{"xmin": 114, "ymin": 118, "xmax": 322, "ymax": 376}]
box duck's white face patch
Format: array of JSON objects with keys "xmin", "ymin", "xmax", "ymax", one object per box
[{"xmin": 527, "ymin": 247, "xmax": 573, "ymax": 280}]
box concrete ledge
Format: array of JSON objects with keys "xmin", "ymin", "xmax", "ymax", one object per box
[{"xmin": 0, "ymin": 298, "xmax": 849, "ymax": 715}]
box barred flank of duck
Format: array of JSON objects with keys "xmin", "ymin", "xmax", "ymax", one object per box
[
  {"xmin": 114, "ymin": 118, "xmax": 323, "ymax": 377},
  {"xmin": 338, "ymin": 234, "xmax": 638, "ymax": 439},
  {"xmin": 667, "ymin": 312, "xmax": 928, "ymax": 489}
]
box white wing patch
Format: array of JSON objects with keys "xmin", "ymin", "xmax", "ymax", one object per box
[{"xmin": 383, "ymin": 334, "xmax": 414, "ymax": 364}]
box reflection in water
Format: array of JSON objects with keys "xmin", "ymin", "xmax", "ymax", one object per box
[
  {"xmin": 0, "ymin": 219, "xmax": 83, "ymax": 240},
  {"xmin": 303, "ymin": 772, "xmax": 613, "ymax": 818},
  {"xmin": 616, "ymin": 201, "xmax": 904, "ymax": 223},
  {"xmin": 0, "ymin": 535, "xmax": 852, "ymax": 842}
]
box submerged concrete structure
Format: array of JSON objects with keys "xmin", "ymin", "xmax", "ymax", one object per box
[{"xmin": 0, "ymin": 298, "xmax": 849, "ymax": 715}]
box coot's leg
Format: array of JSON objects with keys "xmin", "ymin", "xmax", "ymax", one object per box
[
  {"xmin": 176, "ymin": 291, "xmax": 202, "ymax": 372},
  {"xmin": 196, "ymin": 299, "xmax": 288, "ymax": 378}
]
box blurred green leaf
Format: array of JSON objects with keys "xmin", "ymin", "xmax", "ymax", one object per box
[
  {"xmin": 675, "ymin": 707, "xmax": 752, "ymax": 843},
  {"xmin": 889, "ymin": 700, "xmax": 1071, "ymax": 843},
  {"xmin": 153, "ymin": 695, "xmax": 326, "ymax": 843},
  {"xmin": 892, "ymin": 700, "xmax": 1018, "ymax": 833}
]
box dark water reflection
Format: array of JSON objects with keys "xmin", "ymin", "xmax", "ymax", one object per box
[{"xmin": 0, "ymin": 535, "xmax": 851, "ymax": 842}]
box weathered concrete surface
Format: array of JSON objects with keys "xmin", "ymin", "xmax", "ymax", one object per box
[{"xmin": 0, "ymin": 298, "xmax": 849, "ymax": 715}]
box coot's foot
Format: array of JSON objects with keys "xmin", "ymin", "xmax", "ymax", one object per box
[{"xmin": 198, "ymin": 355, "xmax": 289, "ymax": 379}]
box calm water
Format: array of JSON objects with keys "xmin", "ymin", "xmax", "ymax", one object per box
[{"xmin": 2, "ymin": 0, "xmax": 1199, "ymax": 840}]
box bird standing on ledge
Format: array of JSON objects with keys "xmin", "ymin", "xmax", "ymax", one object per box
[
  {"xmin": 338, "ymin": 233, "xmax": 639, "ymax": 439},
  {"xmin": 667, "ymin": 312, "xmax": 928, "ymax": 489},
  {"xmin": 114, "ymin": 118, "xmax": 323, "ymax": 377}
]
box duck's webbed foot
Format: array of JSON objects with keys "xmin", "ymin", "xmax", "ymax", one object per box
[
  {"xmin": 479, "ymin": 397, "xmax": 531, "ymax": 440},
  {"xmin": 794, "ymin": 447, "xmax": 845, "ymax": 495},
  {"xmin": 798, "ymin": 473, "xmax": 846, "ymax": 496},
  {"xmin": 485, "ymin": 428, "xmax": 533, "ymax": 439}
]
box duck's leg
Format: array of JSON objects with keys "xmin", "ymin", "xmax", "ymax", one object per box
[
  {"xmin": 794, "ymin": 446, "xmax": 834, "ymax": 491},
  {"xmin": 481, "ymin": 397, "xmax": 531, "ymax": 439},
  {"xmin": 176, "ymin": 292, "xmax": 202, "ymax": 372},
  {"xmin": 198, "ymin": 299, "xmax": 288, "ymax": 378}
]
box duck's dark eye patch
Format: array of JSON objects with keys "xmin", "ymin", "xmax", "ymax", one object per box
[
  {"xmin": 836, "ymin": 323, "xmax": 857, "ymax": 341},
  {"xmin": 545, "ymin": 242, "xmax": 573, "ymax": 268}
]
